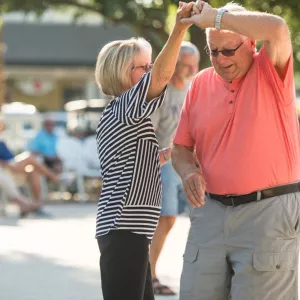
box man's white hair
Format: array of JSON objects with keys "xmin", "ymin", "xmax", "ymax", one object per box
[{"xmin": 221, "ymin": 2, "xmax": 246, "ymax": 12}]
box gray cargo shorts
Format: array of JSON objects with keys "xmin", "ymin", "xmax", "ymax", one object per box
[{"xmin": 180, "ymin": 192, "xmax": 300, "ymax": 300}]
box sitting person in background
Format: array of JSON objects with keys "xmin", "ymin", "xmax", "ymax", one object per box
[
  {"xmin": 0, "ymin": 167, "xmax": 39, "ymax": 217},
  {"xmin": 0, "ymin": 140, "xmax": 59, "ymax": 217},
  {"xmin": 28, "ymin": 119, "xmax": 62, "ymax": 173}
]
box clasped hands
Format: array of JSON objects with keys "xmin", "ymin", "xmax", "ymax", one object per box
[{"xmin": 177, "ymin": 0, "xmax": 218, "ymax": 29}]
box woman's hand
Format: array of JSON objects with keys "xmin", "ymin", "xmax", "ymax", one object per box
[
  {"xmin": 175, "ymin": 1, "xmax": 198, "ymax": 30},
  {"xmin": 159, "ymin": 147, "xmax": 171, "ymax": 167},
  {"xmin": 180, "ymin": 0, "xmax": 218, "ymax": 29}
]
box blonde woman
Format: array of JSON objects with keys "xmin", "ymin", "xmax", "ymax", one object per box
[{"xmin": 94, "ymin": 2, "xmax": 194, "ymax": 300}]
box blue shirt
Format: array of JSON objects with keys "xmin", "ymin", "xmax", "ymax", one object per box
[
  {"xmin": 28, "ymin": 129, "xmax": 57, "ymax": 157},
  {"xmin": 0, "ymin": 141, "xmax": 15, "ymax": 161}
]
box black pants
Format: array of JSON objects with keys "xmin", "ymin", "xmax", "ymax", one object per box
[{"xmin": 97, "ymin": 230, "xmax": 154, "ymax": 300}]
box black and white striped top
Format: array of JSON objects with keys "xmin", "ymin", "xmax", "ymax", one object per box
[{"xmin": 95, "ymin": 72, "xmax": 167, "ymax": 240}]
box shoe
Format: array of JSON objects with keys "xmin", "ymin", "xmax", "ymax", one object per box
[
  {"xmin": 152, "ymin": 277, "xmax": 176, "ymax": 296},
  {"xmin": 19, "ymin": 211, "xmax": 30, "ymax": 218},
  {"xmin": 33, "ymin": 209, "xmax": 53, "ymax": 219}
]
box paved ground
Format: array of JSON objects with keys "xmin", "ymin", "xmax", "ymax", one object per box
[
  {"xmin": 2, "ymin": 203, "xmax": 299, "ymax": 300},
  {"xmin": 0, "ymin": 203, "xmax": 190, "ymax": 300}
]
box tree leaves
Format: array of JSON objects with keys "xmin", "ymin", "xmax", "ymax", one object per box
[{"xmin": 1, "ymin": 0, "xmax": 300, "ymax": 72}]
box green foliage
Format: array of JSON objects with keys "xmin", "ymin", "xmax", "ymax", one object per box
[
  {"xmin": 1, "ymin": 0, "xmax": 45, "ymax": 15},
  {"xmin": 1, "ymin": 0, "xmax": 300, "ymax": 72},
  {"xmin": 0, "ymin": 0, "xmax": 171, "ymax": 55}
]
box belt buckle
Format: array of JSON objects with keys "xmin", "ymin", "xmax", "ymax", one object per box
[
  {"xmin": 256, "ymin": 191, "xmax": 262, "ymax": 201},
  {"xmin": 225, "ymin": 195, "xmax": 235, "ymax": 206}
]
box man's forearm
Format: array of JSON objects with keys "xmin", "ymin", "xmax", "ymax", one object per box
[
  {"xmin": 171, "ymin": 143, "xmax": 198, "ymax": 179},
  {"xmin": 221, "ymin": 11, "xmax": 289, "ymax": 43},
  {"xmin": 197, "ymin": 2, "xmax": 289, "ymax": 43}
]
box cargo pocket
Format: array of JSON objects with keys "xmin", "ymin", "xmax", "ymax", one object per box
[
  {"xmin": 180, "ymin": 243, "xmax": 229, "ymax": 299},
  {"xmin": 253, "ymin": 251, "xmax": 296, "ymax": 272},
  {"xmin": 280, "ymin": 195, "xmax": 300, "ymax": 238},
  {"xmin": 252, "ymin": 251, "xmax": 297, "ymax": 299},
  {"xmin": 180, "ymin": 243, "xmax": 199, "ymax": 295}
]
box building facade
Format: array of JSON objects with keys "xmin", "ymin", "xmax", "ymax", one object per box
[{"xmin": 3, "ymin": 20, "xmax": 135, "ymax": 111}]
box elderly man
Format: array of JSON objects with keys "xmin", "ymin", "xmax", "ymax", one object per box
[
  {"xmin": 28, "ymin": 119, "xmax": 62, "ymax": 173},
  {"xmin": 150, "ymin": 41, "xmax": 200, "ymax": 295},
  {"xmin": 172, "ymin": 1, "xmax": 300, "ymax": 300}
]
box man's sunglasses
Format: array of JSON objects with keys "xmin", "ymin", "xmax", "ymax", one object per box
[{"xmin": 205, "ymin": 40, "xmax": 245, "ymax": 57}]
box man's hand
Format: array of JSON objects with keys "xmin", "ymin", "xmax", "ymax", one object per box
[
  {"xmin": 182, "ymin": 169, "xmax": 206, "ymax": 207},
  {"xmin": 180, "ymin": 0, "xmax": 218, "ymax": 29},
  {"xmin": 175, "ymin": 1, "xmax": 197, "ymax": 30}
]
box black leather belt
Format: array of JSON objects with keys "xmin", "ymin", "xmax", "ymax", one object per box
[{"xmin": 206, "ymin": 182, "xmax": 300, "ymax": 207}]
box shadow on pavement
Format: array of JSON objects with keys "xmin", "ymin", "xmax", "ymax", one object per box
[
  {"xmin": 3, "ymin": 203, "xmax": 98, "ymax": 221},
  {"xmin": 0, "ymin": 216, "xmax": 19, "ymax": 227},
  {"xmin": 0, "ymin": 251, "xmax": 102, "ymax": 300}
]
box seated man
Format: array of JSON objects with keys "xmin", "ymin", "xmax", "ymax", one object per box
[
  {"xmin": 0, "ymin": 167, "xmax": 39, "ymax": 217},
  {"xmin": 28, "ymin": 119, "xmax": 62, "ymax": 173},
  {"xmin": 0, "ymin": 140, "xmax": 59, "ymax": 217}
]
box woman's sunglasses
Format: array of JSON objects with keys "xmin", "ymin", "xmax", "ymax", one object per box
[{"xmin": 131, "ymin": 63, "xmax": 153, "ymax": 72}]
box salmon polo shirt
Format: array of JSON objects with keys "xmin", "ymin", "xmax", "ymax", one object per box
[{"xmin": 173, "ymin": 46, "xmax": 300, "ymax": 195}]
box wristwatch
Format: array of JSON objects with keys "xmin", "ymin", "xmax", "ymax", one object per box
[{"xmin": 214, "ymin": 8, "xmax": 228, "ymax": 30}]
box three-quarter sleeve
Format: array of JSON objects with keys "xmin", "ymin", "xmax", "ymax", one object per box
[{"xmin": 112, "ymin": 72, "xmax": 167, "ymax": 125}]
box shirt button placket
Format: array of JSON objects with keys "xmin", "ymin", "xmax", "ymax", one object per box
[{"xmin": 228, "ymin": 88, "xmax": 235, "ymax": 113}]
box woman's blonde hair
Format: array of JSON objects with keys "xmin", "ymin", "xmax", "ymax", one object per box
[{"xmin": 95, "ymin": 38, "xmax": 151, "ymax": 97}]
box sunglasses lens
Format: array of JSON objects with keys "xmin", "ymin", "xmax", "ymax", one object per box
[
  {"xmin": 222, "ymin": 50, "xmax": 235, "ymax": 57},
  {"xmin": 211, "ymin": 51, "xmax": 219, "ymax": 57}
]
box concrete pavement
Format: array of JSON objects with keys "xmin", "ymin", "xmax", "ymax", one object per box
[
  {"xmin": 3, "ymin": 203, "xmax": 299, "ymax": 300},
  {"xmin": 0, "ymin": 204, "xmax": 190, "ymax": 300}
]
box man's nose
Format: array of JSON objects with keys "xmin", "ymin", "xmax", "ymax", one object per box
[{"xmin": 216, "ymin": 52, "xmax": 229, "ymax": 64}]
